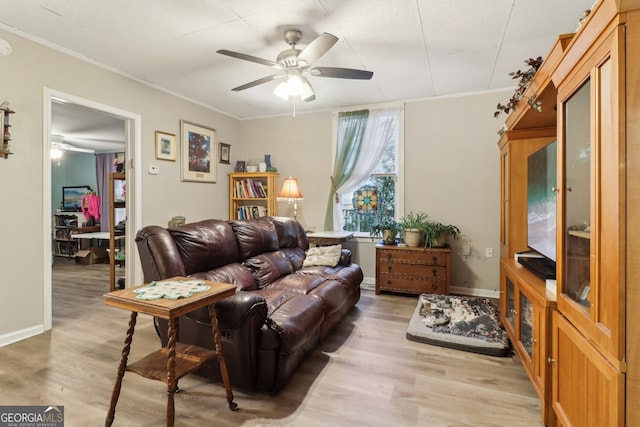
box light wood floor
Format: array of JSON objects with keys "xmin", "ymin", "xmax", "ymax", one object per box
[{"xmin": 0, "ymin": 258, "xmax": 543, "ymax": 426}]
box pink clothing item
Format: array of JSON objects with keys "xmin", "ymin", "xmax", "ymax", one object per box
[{"xmin": 82, "ymin": 194, "xmax": 101, "ymax": 221}]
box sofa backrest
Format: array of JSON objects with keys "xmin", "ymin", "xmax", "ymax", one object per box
[
  {"xmin": 136, "ymin": 216, "xmax": 310, "ymax": 288},
  {"xmin": 169, "ymin": 219, "xmax": 241, "ymax": 275}
]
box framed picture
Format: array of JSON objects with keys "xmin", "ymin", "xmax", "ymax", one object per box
[
  {"xmin": 180, "ymin": 120, "xmax": 216, "ymax": 183},
  {"xmin": 155, "ymin": 130, "xmax": 176, "ymax": 161},
  {"xmin": 219, "ymin": 142, "xmax": 231, "ymax": 164}
]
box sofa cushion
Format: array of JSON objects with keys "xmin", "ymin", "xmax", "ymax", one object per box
[
  {"xmin": 232, "ymin": 218, "xmax": 279, "ymax": 259},
  {"xmin": 266, "ymin": 274, "xmax": 326, "ymax": 294},
  {"xmin": 190, "ymin": 262, "xmax": 257, "ymax": 291},
  {"xmin": 270, "ymin": 216, "xmax": 300, "ymax": 248},
  {"xmin": 303, "ymin": 244, "xmax": 342, "ymax": 267},
  {"xmin": 280, "ymin": 247, "xmax": 306, "ymax": 270},
  {"xmin": 244, "ymin": 251, "xmax": 293, "ymax": 289},
  {"xmin": 169, "ymin": 219, "xmax": 240, "ymax": 275},
  {"xmin": 265, "ymin": 294, "xmax": 325, "ymax": 354}
]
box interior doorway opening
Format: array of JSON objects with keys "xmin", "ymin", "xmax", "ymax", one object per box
[{"xmin": 43, "ymin": 89, "xmax": 142, "ymax": 331}]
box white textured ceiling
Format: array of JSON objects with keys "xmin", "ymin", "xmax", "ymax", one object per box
[{"xmin": 2, "ymin": 0, "xmax": 595, "ymax": 130}]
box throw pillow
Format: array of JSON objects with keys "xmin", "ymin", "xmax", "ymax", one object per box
[{"xmin": 303, "ymin": 244, "xmax": 342, "ymax": 267}]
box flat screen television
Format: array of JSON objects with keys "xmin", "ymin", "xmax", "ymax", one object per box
[
  {"xmin": 523, "ymin": 141, "xmax": 557, "ymax": 279},
  {"xmin": 62, "ymin": 185, "xmax": 92, "ymax": 212}
]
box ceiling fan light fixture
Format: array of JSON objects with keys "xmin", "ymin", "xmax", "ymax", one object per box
[
  {"xmin": 287, "ymin": 75, "xmax": 303, "ymax": 96},
  {"xmin": 274, "ymin": 81, "xmax": 290, "ymax": 100},
  {"xmin": 50, "ymin": 146, "xmax": 63, "ymax": 159}
]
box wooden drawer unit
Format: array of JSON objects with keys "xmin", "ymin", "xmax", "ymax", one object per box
[{"xmin": 375, "ymin": 244, "xmax": 450, "ymax": 295}]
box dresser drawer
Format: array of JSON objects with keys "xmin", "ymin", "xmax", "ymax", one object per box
[
  {"xmin": 377, "ymin": 275, "xmax": 447, "ymax": 295},
  {"xmin": 379, "ymin": 263, "xmax": 447, "ymax": 279},
  {"xmin": 378, "ymin": 250, "xmax": 447, "ymax": 266}
]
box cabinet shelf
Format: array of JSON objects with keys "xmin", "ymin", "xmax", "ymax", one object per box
[{"xmin": 568, "ymin": 230, "xmax": 590, "ymax": 239}]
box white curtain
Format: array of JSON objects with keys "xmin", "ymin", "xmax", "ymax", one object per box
[{"xmin": 332, "ymin": 106, "xmax": 400, "ymax": 230}]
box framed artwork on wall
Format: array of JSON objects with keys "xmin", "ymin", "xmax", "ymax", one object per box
[
  {"xmin": 219, "ymin": 142, "xmax": 231, "ymax": 164},
  {"xmin": 155, "ymin": 130, "xmax": 176, "ymax": 161},
  {"xmin": 180, "ymin": 120, "xmax": 216, "ymax": 183}
]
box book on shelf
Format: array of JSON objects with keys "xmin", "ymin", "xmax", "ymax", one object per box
[{"xmin": 237, "ymin": 205, "xmax": 267, "ymax": 219}]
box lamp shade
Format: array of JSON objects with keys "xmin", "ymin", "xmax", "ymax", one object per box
[{"xmin": 277, "ymin": 177, "xmax": 304, "ymax": 202}]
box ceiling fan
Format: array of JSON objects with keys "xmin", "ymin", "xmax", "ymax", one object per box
[
  {"xmin": 217, "ymin": 29, "xmax": 373, "ymax": 102},
  {"xmin": 51, "ymin": 134, "xmax": 95, "ymax": 154}
]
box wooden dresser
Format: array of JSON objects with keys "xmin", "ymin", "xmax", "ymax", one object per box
[{"xmin": 375, "ymin": 244, "xmax": 450, "ymax": 295}]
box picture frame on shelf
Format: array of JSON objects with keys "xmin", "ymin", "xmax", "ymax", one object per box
[
  {"xmin": 180, "ymin": 120, "xmax": 216, "ymax": 183},
  {"xmin": 219, "ymin": 142, "xmax": 231, "ymax": 164},
  {"xmin": 155, "ymin": 130, "xmax": 176, "ymax": 161}
]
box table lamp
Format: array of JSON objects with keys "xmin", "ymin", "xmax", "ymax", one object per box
[{"xmin": 277, "ymin": 176, "xmax": 304, "ymax": 219}]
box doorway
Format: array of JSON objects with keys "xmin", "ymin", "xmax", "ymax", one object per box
[{"xmin": 43, "ymin": 89, "xmax": 142, "ymax": 330}]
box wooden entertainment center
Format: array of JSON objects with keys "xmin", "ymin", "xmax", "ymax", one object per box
[{"xmin": 498, "ymin": 1, "xmax": 640, "ymax": 425}]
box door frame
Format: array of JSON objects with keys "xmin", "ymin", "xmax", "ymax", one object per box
[{"xmin": 42, "ymin": 88, "xmax": 143, "ymax": 330}]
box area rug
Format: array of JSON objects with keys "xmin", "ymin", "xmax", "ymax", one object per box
[{"xmin": 406, "ymin": 293, "xmax": 510, "ymax": 357}]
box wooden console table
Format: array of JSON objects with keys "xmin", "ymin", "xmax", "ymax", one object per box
[
  {"xmin": 104, "ymin": 277, "xmax": 238, "ymax": 426},
  {"xmin": 307, "ymin": 231, "xmax": 353, "ymax": 247}
]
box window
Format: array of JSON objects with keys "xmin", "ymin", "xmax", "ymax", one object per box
[{"xmin": 327, "ymin": 106, "xmax": 402, "ymax": 235}]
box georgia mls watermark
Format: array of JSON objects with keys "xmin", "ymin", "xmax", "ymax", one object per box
[{"xmin": 0, "ymin": 406, "xmax": 64, "ymax": 427}]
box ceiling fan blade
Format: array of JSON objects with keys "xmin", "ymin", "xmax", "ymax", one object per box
[
  {"xmin": 310, "ymin": 67, "xmax": 373, "ymax": 80},
  {"xmin": 231, "ymin": 74, "xmax": 285, "ymax": 91},
  {"xmin": 300, "ymin": 77, "xmax": 316, "ymax": 102},
  {"xmin": 55, "ymin": 142, "xmax": 95, "ymax": 154},
  {"xmin": 298, "ymin": 33, "xmax": 338, "ymax": 65},
  {"xmin": 217, "ymin": 49, "xmax": 283, "ymax": 70}
]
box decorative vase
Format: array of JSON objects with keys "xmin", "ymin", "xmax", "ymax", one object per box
[{"xmin": 264, "ymin": 154, "xmax": 271, "ymax": 168}]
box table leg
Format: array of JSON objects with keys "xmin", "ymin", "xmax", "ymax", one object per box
[
  {"xmin": 208, "ymin": 305, "xmax": 238, "ymax": 411},
  {"xmin": 166, "ymin": 318, "xmax": 178, "ymax": 427},
  {"xmin": 105, "ymin": 311, "xmax": 137, "ymax": 427}
]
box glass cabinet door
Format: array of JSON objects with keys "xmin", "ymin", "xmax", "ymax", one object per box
[
  {"xmin": 562, "ymin": 80, "xmax": 591, "ymax": 310},
  {"xmin": 520, "ymin": 293, "xmax": 533, "ymax": 360}
]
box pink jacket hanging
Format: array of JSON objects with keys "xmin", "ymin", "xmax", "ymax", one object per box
[{"xmin": 81, "ymin": 194, "xmax": 101, "ymax": 221}]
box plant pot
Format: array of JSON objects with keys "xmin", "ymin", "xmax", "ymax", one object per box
[
  {"xmin": 381, "ymin": 229, "xmax": 397, "ymax": 245},
  {"xmin": 428, "ymin": 233, "xmax": 446, "ymax": 248},
  {"xmin": 403, "ymin": 228, "xmax": 423, "ymax": 247}
]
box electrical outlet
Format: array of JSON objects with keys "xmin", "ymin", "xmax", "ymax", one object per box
[
  {"xmin": 485, "ymin": 248, "xmax": 493, "ymax": 258},
  {"xmin": 148, "ymin": 165, "xmax": 160, "ymax": 175}
]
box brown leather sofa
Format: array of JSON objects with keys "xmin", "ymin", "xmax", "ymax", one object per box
[{"xmin": 135, "ymin": 216, "xmax": 363, "ymax": 392}]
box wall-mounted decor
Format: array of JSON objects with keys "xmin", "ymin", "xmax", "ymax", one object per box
[
  {"xmin": 180, "ymin": 120, "xmax": 216, "ymax": 183},
  {"xmin": 1, "ymin": 102, "xmax": 14, "ymax": 159},
  {"xmin": 62, "ymin": 186, "xmax": 92, "ymax": 211},
  {"xmin": 219, "ymin": 142, "xmax": 231, "ymax": 164},
  {"xmin": 155, "ymin": 130, "xmax": 176, "ymax": 161}
]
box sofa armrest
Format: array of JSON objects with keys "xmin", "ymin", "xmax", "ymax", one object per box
[
  {"xmin": 214, "ymin": 292, "xmax": 268, "ymax": 328},
  {"xmin": 338, "ymin": 248, "xmax": 352, "ymax": 266},
  {"xmin": 184, "ymin": 292, "xmax": 268, "ymax": 329}
]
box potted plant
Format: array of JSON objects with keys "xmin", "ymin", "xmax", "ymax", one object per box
[
  {"xmin": 370, "ymin": 217, "xmax": 401, "ymax": 245},
  {"xmin": 400, "ymin": 211, "xmax": 429, "ymax": 247},
  {"xmin": 423, "ymin": 221, "xmax": 461, "ymax": 248}
]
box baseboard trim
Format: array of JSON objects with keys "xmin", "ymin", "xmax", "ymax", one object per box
[
  {"xmin": 0, "ymin": 324, "xmax": 45, "ymax": 348},
  {"xmin": 362, "ymin": 279, "xmax": 500, "ymax": 299}
]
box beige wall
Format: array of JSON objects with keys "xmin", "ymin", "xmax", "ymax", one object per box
[
  {"xmin": 0, "ymin": 26, "xmax": 512, "ymax": 346},
  {"xmin": 0, "ymin": 28, "xmax": 239, "ymax": 344},
  {"xmin": 240, "ymin": 91, "xmax": 511, "ymax": 296}
]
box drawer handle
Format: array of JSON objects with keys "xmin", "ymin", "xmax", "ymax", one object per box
[
  {"xmin": 431, "ymin": 284, "xmax": 438, "ymax": 290},
  {"xmin": 548, "ymin": 357, "xmax": 555, "ymax": 364},
  {"xmin": 432, "ymin": 268, "xmax": 437, "ymax": 276},
  {"xmin": 387, "ymin": 266, "xmax": 392, "ymax": 272},
  {"xmin": 432, "ymin": 256, "xmax": 437, "ymax": 263},
  {"xmin": 387, "ymin": 254, "xmax": 392, "ymax": 261}
]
